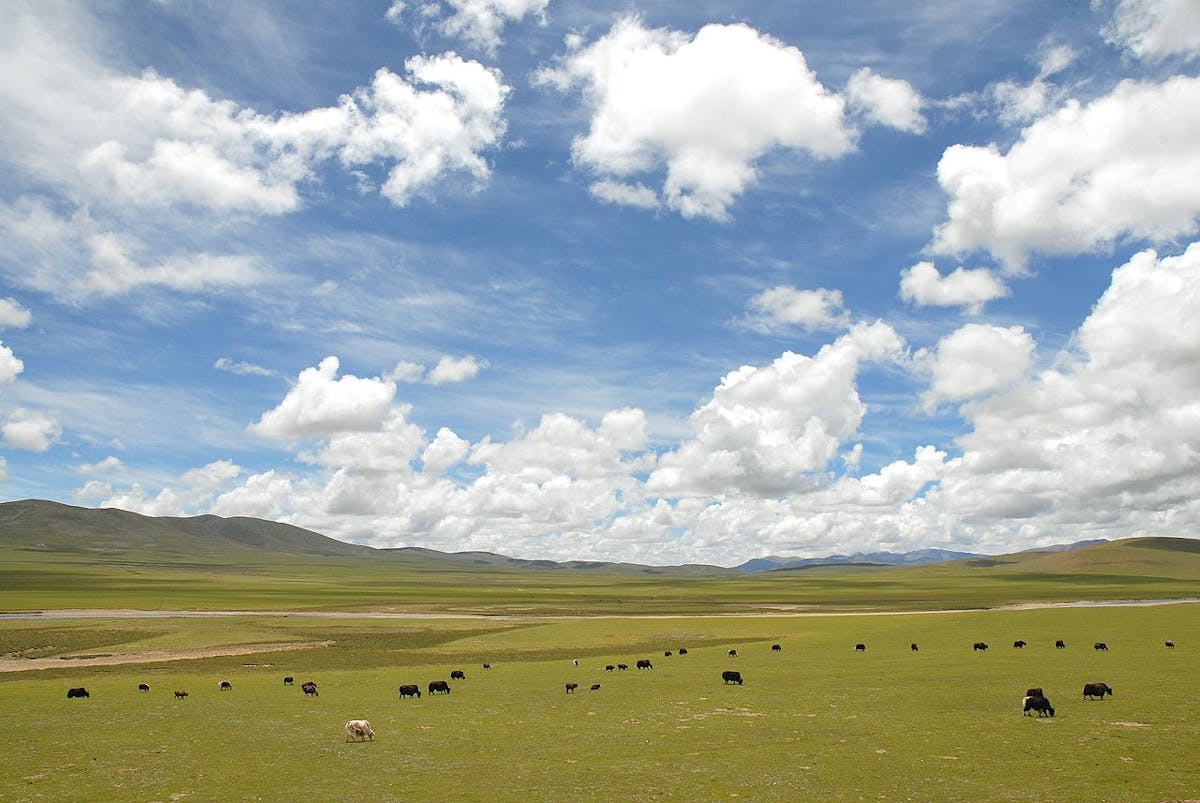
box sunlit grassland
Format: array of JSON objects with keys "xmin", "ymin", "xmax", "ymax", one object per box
[
  {"xmin": 3, "ymin": 537, "xmax": 1199, "ymax": 615},
  {"xmin": 2, "ymin": 605, "xmax": 1197, "ymax": 801}
]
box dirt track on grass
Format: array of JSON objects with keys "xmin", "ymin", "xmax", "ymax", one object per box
[{"xmin": 0, "ymin": 640, "xmax": 335, "ymax": 673}]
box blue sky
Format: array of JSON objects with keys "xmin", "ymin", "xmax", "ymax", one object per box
[{"xmin": 2, "ymin": 0, "xmax": 1199, "ymax": 565}]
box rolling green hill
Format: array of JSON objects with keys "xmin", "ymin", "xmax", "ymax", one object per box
[{"xmin": 1, "ymin": 499, "xmax": 1198, "ymax": 613}]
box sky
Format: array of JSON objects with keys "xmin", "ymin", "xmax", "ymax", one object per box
[{"xmin": 2, "ymin": 0, "xmax": 1200, "ymax": 567}]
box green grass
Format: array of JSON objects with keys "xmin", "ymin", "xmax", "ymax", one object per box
[
  {"xmin": 1, "ymin": 605, "xmax": 1198, "ymax": 801},
  {"xmin": 4, "ymin": 536, "xmax": 1200, "ymax": 615}
]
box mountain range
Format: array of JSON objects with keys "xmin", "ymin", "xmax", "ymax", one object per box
[{"xmin": 0, "ymin": 498, "xmax": 1108, "ymax": 573}]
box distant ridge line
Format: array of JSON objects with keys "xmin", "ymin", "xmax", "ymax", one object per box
[{"xmin": 0, "ymin": 498, "xmax": 1175, "ymax": 573}]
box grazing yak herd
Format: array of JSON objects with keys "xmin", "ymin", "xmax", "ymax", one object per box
[{"xmin": 60, "ymin": 635, "xmax": 1177, "ymax": 740}]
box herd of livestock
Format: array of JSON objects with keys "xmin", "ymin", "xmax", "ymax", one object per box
[{"xmin": 61, "ymin": 636, "xmax": 1177, "ymax": 739}]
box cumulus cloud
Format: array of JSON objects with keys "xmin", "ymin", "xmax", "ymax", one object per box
[
  {"xmin": 211, "ymin": 470, "xmax": 295, "ymax": 519},
  {"xmin": 77, "ymin": 455, "xmax": 123, "ymax": 473},
  {"xmin": 250, "ymin": 356, "xmax": 396, "ymax": 439},
  {"xmin": 0, "ymin": 342, "xmax": 24, "ymax": 388},
  {"xmin": 389, "ymin": 0, "xmax": 551, "ymax": 54},
  {"xmin": 536, "ymin": 16, "xmax": 853, "ymax": 220},
  {"xmin": 387, "ymin": 361, "xmax": 427, "ymax": 383},
  {"xmin": 845, "ymin": 68, "xmax": 926, "ymax": 133},
  {"xmin": 4, "ymin": 44, "xmax": 509, "ymax": 215},
  {"xmin": 648, "ymin": 322, "xmax": 905, "ymax": 496},
  {"xmin": 899, "ymin": 262, "xmax": 1009, "ymax": 312},
  {"xmin": 989, "ymin": 43, "xmax": 1077, "ymax": 125},
  {"xmin": 383, "ymin": 355, "xmax": 486, "ymax": 385},
  {"xmin": 744, "ymin": 286, "xmax": 850, "ymax": 332},
  {"xmin": 421, "ymin": 427, "xmax": 471, "ymax": 476},
  {"xmin": 1103, "ymin": 0, "xmax": 1200, "ymax": 60},
  {"xmin": 428, "ymin": 354, "xmax": 485, "ymax": 385},
  {"xmin": 919, "ymin": 323, "xmax": 1035, "ymax": 410},
  {"xmin": 931, "ymin": 76, "xmax": 1200, "ymax": 269},
  {"xmin": 0, "ymin": 298, "xmax": 32, "ymax": 329},
  {"xmin": 84, "ymin": 242, "xmax": 1200, "ymax": 565},
  {"xmin": 181, "ymin": 459, "xmax": 242, "ymax": 489},
  {"xmin": 938, "ymin": 242, "xmax": 1200, "ymax": 542},
  {"xmin": 2, "ymin": 408, "xmax": 61, "ymax": 451}
]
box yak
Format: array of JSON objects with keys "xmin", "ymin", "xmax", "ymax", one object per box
[
  {"xmin": 398, "ymin": 684, "xmax": 422, "ymax": 699},
  {"xmin": 66, "ymin": 687, "xmax": 89, "ymax": 699},
  {"xmin": 722, "ymin": 670, "xmax": 744, "ymax": 685},
  {"xmin": 1083, "ymin": 682, "xmax": 1113, "ymax": 700},
  {"xmin": 344, "ymin": 720, "xmax": 375, "ymax": 742},
  {"xmin": 428, "ymin": 680, "xmax": 451, "ymax": 695},
  {"xmin": 1023, "ymin": 695, "xmax": 1055, "ymax": 717}
]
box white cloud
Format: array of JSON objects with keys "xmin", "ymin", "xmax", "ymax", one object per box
[
  {"xmin": 2, "ymin": 408, "xmax": 61, "ymax": 451},
  {"xmin": 537, "ymin": 16, "xmax": 853, "ymax": 220},
  {"xmin": 1, "ymin": 6, "xmax": 510, "ymax": 217},
  {"xmin": 744, "ymin": 286, "xmax": 850, "ymax": 331},
  {"xmin": 0, "ymin": 198, "xmax": 266, "ymax": 300},
  {"xmin": 428, "ymin": 354, "xmax": 485, "ymax": 385},
  {"xmin": 421, "ymin": 427, "xmax": 471, "ymax": 476},
  {"xmin": 0, "ymin": 342, "xmax": 24, "ymax": 388},
  {"xmin": 932, "ymin": 76, "xmax": 1200, "ymax": 269},
  {"xmin": 1104, "ymin": 0, "xmax": 1200, "ymax": 60},
  {"xmin": 303, "ymin": 407, "xmax": 426, "ymax": 472},
  {"xmin": 648, "ymin": 322, "xmax": 905, "ymax": 496},
  {"xmin": 211, "ymin": 470, "xmax": 296, "ymax": 519},
  {"xmin": 391, "ymin": 0, "xmax": 551, "ymax": 54},
  {"xmin": 73, "ymin": 480, "xmax": 111, "ymax": 501},
  {"xmin": 845, "ymin": 68, "xmax": 927, "ymax": 134},
  {"xmin": 0, "ymin": 298, "xmax": 32, "ymax": 329},
  {"xmin": 989, "ymin": 44, "xmax": 1076, "ymax": 126},
  {"xmin": 919, "ymin": 323, "xmax": 1035, "ymax": 410},
  {"xmin": 899, "ymin": 261, "xmax": 1009, "ymax": 312},
  {"xmin": 387, "ymin": 360, "xmax": 427, "ymax": 383},
  {"xmin": 98, "ymin": 241, "xmax": 1200, "ymax": 564},
  {"xmin": 589, "ymin": 179, "xmax": 660, "ymax": 210},
  {"xmin": 991, "ymin": 78, "xmax": 1053, "ymax": 125},
  {"xmin": 937, "ymin": 242, "xmax": 1200, "ymax": 542},
  {"xmin": 77, "ymin": 455, "xmax": 123, "ymax": 474},
  {"xmin": 180, "ymin": 459, "xmax": 242, "ymax": 489},
  {"xmin": 471, "ymin": 408, "xmax": 648, "ymax": 480},
  {"xmin": 214, "ymin": 357, "xmax": 277, "ymax": 378},
  {"xmin": 100, "ymin": 484, "xmax": 185, "ymax": 517},
  {"xmin": 250, "ymin": 356, "xmax": 397, "ymax": 439},
  {"xmin": 330, "ymin": 57, "xmax": 510, "ymax": 206}
]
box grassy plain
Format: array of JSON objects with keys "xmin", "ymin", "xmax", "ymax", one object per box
[
  {"xmin": 2, "ymin": 604, "xmax": 1198, "ymax": 801},
  {"xmin": 4, "ymin": 536, "xmax": 1200, "ymax": 615},
  {"xmin": 2, "ymin": 531, "xmax": 1199, "ymax": 799}
]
